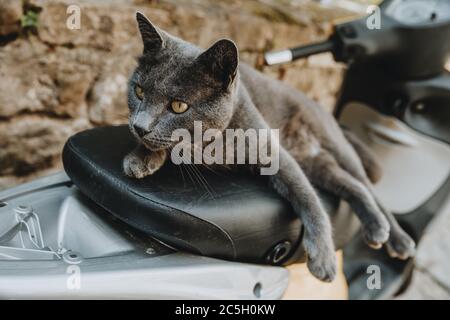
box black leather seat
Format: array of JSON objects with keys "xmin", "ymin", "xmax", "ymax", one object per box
[{"xmin": 63, "ymin": 126, "xmax": 358, "ymax": 265}]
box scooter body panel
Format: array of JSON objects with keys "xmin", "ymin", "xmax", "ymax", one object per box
[
  {"xmin": 340, "ymin": 103, "xmax": 450, "ymax": 214},
  {"xmin": 0, "ymin": 173, "xmax": 289, "ymax": 299},
  {"xmin": 339, "ymin": 102, "xmax": 450, "ymax": 299}
]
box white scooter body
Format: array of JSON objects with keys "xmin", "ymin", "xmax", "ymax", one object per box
[{"xmin": 0, "ymin": 172, "xmax": 288, "ymax": 299}]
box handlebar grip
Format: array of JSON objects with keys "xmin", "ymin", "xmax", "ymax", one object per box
[
  {"xmin": 264, "ymin": 39, "xmax": 335, "ymax": 65},
  {"xmin": 264, "ymin": 49, "xmax": 293, "ymax": 65}
]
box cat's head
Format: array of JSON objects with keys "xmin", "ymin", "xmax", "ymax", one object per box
[{"xmin": 128, "ymin": 12, "xmax": 239, "ymax": 151}]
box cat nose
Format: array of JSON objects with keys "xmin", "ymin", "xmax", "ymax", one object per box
[{"xmin": 133, "ymin": 124, "xmax": 149, "ymax": 138}]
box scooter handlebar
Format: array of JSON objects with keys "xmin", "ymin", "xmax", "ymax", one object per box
[{"xmin": 264, "ymin": 39, "xmax": 335, "ymax": 65}]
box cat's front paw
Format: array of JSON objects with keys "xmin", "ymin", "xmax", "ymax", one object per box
[
  {"xmin": 385, "ymin": 228, "xmax": 416, "ymax": 260},
  {"xmin": 123, "ymin": 152, "xmax": 151, "ymax": 179},
  {"xmin": 303, "ymin": 234, "xmax": 337, "ymax": 282},
  {"xmin": 143, "ymin": 149, "xmax": 167, "ymax": 175}
]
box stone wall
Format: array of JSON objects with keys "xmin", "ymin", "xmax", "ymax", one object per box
[{"xmin": 0, "ymin": 0, "xmax": 346, "ymax": 189}]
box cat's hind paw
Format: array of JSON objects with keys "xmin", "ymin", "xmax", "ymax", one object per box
[
  {"xmin": 385, "ymin": 228, "xmax": 416, "ymax": 260},
  {"xmin": 362, "ymin": 219, "xmax": 390, "ymax": 249}
]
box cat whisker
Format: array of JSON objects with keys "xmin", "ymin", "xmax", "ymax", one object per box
[
  {"xmin": 177, "ymin": 163, "xmax": 187, "ymax": 187},
  {"xmin": 188, "ymin": 163, "xmax": 216, "ymax": 199},
  {"xmin": 182, "ymin": 163, "xmax": 199, "ymax": 190},
  {"xmin": 200, "ymin": 163, "xmax": 226, "ymax": 177},
  {"xmin": 151, "ymin": 135, "xmax": 176, "ymax": 143},
  {"xmin": 186, "ymin": 165, "xmax": 206, "ymax": 195}
]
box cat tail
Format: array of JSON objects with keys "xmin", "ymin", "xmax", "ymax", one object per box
[{"xmin": 341, "ymin": 127, "xmax": 383, "ymax": 184}]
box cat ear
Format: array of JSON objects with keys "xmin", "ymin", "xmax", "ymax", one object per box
[
  {"xmin": 197, "ymin": 39, "xmax": 239, "ymax": 88},
  {"xmin": 136, "ymin": 12, "xmax": 164, "ymax": 54}
]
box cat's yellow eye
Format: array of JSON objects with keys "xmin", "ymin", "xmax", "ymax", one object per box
[
  {"xmin": 171, "ymin": 101, "xmax": 189, "ymax": 114},
  {"xmin": 135, "ymin": 85, "xmax": 144, "ymax": 100}
]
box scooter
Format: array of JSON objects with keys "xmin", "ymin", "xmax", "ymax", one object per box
[{"xmin": 0, "ymin": 0, "xmax": 449, "ymax": 299}]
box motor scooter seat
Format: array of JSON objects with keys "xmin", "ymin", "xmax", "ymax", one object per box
[{"xmin": 63, "ymin": 126, "xmax": 357, "ymax": 264}]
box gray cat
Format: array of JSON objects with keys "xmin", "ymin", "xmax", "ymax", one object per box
[{"xmin": 123, "ymin": 13, "xmax": 416, "ymax": 282}]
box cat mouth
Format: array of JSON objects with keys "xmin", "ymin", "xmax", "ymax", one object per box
[
  {"xmin": 129, "ymin": 125, "xmax": 174, "ymax": 151},
  {"xmin": 141, "ymin": 137, "xmax": 174, "ymax": 151}
]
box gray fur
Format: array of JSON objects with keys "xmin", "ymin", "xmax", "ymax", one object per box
[
  {"xmin": 341, "ymin": 127, "xmax": 383, "ymax": 184},
  {"xmin": 124, "ymin": 13, "xmax": 415, "ymax": 281}
]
